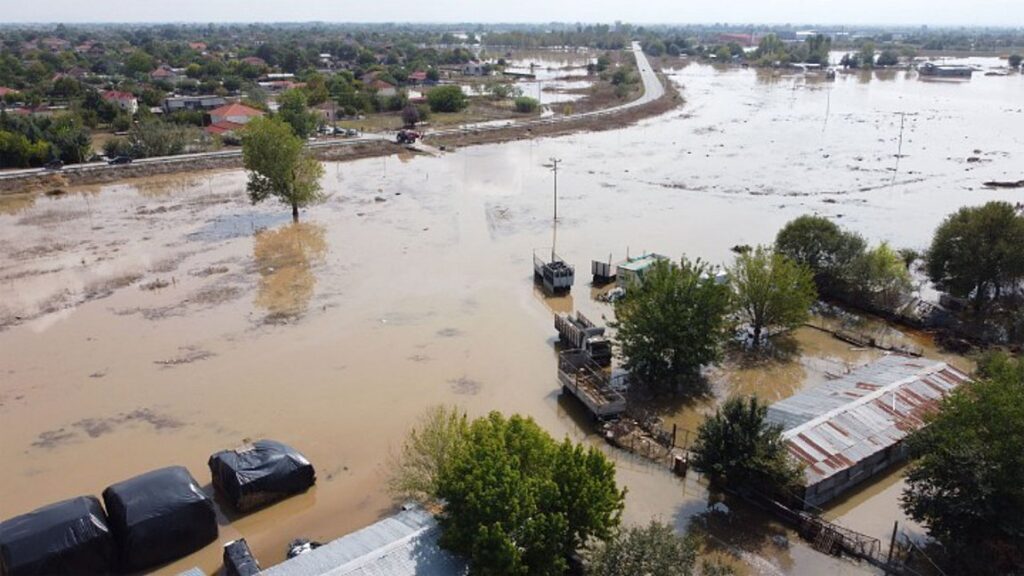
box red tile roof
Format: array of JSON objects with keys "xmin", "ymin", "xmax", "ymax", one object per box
[
  {"xmin": 0, "ymin": 87, "xmax": 19, "ymax": 96},
  {"xmin": 209, "ymin": 103, "xmax": 264, "ymax": 118},
  {"xmin": 102, "ymin": 90, "xmax": 136, "ymax": 102},
  {"xmin": 205, "ymin": 120, "xmax": 247, "ymax": 135}
]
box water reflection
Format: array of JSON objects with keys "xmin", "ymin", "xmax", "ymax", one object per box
[
  {"xmin": 0, "ymin": 193, "xmax": 37, "ymax": 216},
  {"xmin": 253, "ymin": 222, "xmax": 328, "ymax": 321}
]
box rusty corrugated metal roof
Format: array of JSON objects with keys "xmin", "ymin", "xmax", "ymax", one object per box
[{"xmin": 766, "ymin": 355, "xmax": 971, "ymax": 486}]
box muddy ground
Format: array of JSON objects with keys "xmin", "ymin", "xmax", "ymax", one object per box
[{"xmin": 1, "ymin": 58, "xmax": 1022, "ymax": 575}]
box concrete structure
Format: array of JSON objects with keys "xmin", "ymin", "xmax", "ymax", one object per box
[
  {"xmin": 766, "ymin": 355, "xmax": 971, "ymax": 508},
  {"xmin": 261, "ymin": 505, "xmax": 467, "ymax": 576},
  {"xmin": 918, "ymin": 62, "xmax": 973, "ymax": 78},
  {"xmin": 462, "ymin": 61, "xmax": 485, "ymax": 76},
  {"xmin": 369, "ymin": 80, "xmax": 397, "ymax": 97}
]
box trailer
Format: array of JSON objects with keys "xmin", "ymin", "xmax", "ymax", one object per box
[
  {"xmin": 591, "ymin": 259, "xmax": 616, "ymax": 285},
  {"xmin": 558, "ymin": 349, "xmax": 626, "ymax": 419},
  {"xmin": 554, "ymin": 312, "xmax": 612, "ymax": 367},
  {"xmin": 534, "ymin": 251, "xmax": 574, "ymax": 295}
]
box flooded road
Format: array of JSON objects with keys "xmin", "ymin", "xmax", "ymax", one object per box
[{"xmin": 2, "ymin": 59, "xmax": 1022, "ymax": 574}]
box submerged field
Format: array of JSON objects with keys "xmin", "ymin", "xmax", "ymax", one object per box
[{"xmin": 1, "ymin": 58, "xmax": 1021, "ymax": 574}]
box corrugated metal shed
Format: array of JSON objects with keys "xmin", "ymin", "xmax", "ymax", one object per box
[
  {"xmin": 260, "ymin": 505, "xmax": 467, "ymax": 576},
  {"xmin": 766, "ymin": 355, "xmax": 971, "ymax": 487}
]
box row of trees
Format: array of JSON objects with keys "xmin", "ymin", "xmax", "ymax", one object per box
[{"xmin": 0, "ymin": 111, "xmax": 91, "ymax": 167}]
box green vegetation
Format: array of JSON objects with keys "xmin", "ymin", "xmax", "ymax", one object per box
[
  {"xmin": 585, "ymin": 520, "xmax": 698, "ymax": 576},
  {"xmin": 397, "ymin": 410, "xmax": 626, "ymax": 575},
  {"xmin": 691, "ymin": 396, "xmax": 802, "ymax": 496},
  {"xmin": 277, "ymin": 89, "xmax": 318, "ymax": 139},
  {"xmin": 901, "ymin": 353, "xmax": 1024, "ymax": 575},
  {"xmin": 1010, "ymin": 54, "xmax": 1023, "ymax": 69},
  {"xmin": 850, "ymin": 242, "xmax": 913, "ymax": 312},
  {"xmin": 427, "ymin": 85, "xmax": 468, "ymax": 113},
  {"xmin": 514, "ymin": 96, "xmax": 539, "ymax": 113},
  {"xmin": 613, "ymin": 259, "xmax": 733, "ymax": 392},
  {"xmin": 241, "ymin": 117, "xmax": 325, "ymax": 222},
  {"xmin": 775, "ymin": 215, "xmax": 866, "ymax": 299},
  {"xmin": 926, "ymin": 201, "xmax": 1024, "ymax": 311},
  {"xmin": 729, "ymin": 246, "xmax": 817, "ymax": 347}
]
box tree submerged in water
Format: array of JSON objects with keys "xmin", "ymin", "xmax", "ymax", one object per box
[{"xmin": 241, "ymin": 116, "xmax": 325, "ymax": 222}]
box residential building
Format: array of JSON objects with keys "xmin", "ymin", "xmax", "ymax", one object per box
[
  {"xmin": 240, "ymin": 56, "xmax": 267, "ymax": 68},
  {"xmin": 766, "ymin": 355, "xmax": 971, "ymax": 508},
  {"xmin": 162, "ymin": 95, "xmax": 227, "ymax": 113},
  {"xmin": 369, "ymin": 80, "xmax": 397, "ymax": 97},
  {"xmin": 101, "ymin": 91, "xmax": 139, "ymax": 114},
  {"xmin": 151, "ymin": 64, "xmax": 180, "ymax": 83},
  {"xmin": 407, "ymin": 70, "xmax": 428, "ymax": 85},
  {"xmin": 462, "ymin": 61, "xmax": 485, "ymax": 76},
  {"xmin": 208, "ymin": 102, "xmax": 264, "ymax": 125},
  {"xmin": 313, "ymin": 101, "xmax": 339, "ymax": 123}
]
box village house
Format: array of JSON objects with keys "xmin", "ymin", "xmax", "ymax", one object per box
[
  {"xmin": 313, "ymin": 101, "xmax": 339, "ymax": 123},
  {"xmin": 462, "ymin": 60, "xmax": 485, "ymax": 76},
  {"xmin": 150, "ymin": 64, "xmax": 180, "ymax": 83},
  {"xmin": 766, "ymin": 355, "xmax": 971, "ymax": 508},
  {"xmin": 369, "ymin": 79, "xmax": 397, "ymax": 97},
  {"xmin": 407, "ymin": 70, "xmax": 429, "ymax": 85},
  {"xmin": 240, "ymin": 56, "xmax": 267, "ymax": 68},
  {"xmin": 208, "ymin": 102, "xmax": 264, "ymax": 125},
  {"xmin": 101, "ymin": 90, "xmax": 139, "ymax": 114}
]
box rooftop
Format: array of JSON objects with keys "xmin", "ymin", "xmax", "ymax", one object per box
[
  {"xmin": 767, "ymin": 355, "xmax": 971, "ymax": 487},
  {"xmin": 209, "ymin": 102, "xmax": 264, "ymax": 118},
  {"xmin": 617, "ymin": 253, "xmax": 669, "ymax": 272},
  {"xmin": 261, "ymin": 505, "xmax": 467, "ymax": 576}
]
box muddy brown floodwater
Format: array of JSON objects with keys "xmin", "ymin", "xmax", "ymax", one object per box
[{"xmin": 2, "ymin": 58, "xmax": 1022, "ymax": 575}]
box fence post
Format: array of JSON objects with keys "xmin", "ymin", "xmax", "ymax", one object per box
[
  {"xmin": 672, "ymin": 423, "xmax": 677, "ymax": 448},
  {"xmin": 885, "ymin": 520, "xmax": 898, "ymax": 568}
]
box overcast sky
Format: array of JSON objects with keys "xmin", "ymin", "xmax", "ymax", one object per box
[{"xmin": 4, "ymin": 0, "xmax": 1023, "ymax": 26}]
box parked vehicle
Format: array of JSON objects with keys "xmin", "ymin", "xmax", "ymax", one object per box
[
  {"xmin": 108, "ymin": 156, "xmax": 133, "ymax": 165},
  {"xmin": 43, "ymin": 159, "xmax": 64, "ymax": 170},
  {"xmin": 396, "ymin": 129, "xmax": 420, "ymax": 144}
]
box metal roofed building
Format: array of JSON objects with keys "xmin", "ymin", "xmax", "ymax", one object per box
[
  {"xmin": 766, "ymin": 355, "xmax": 971, "ymax": 508},
  {"xmin": 260, "ymin": 505, "xmax": 467, "ymax": 576}
]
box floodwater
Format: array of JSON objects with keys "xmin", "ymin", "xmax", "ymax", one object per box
[{"xmin": 2, "ymin": 59, "xmax": 1023, "ymax": 575}]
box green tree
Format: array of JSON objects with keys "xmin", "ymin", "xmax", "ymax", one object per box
[
  {"xmin": 125, "ymin": 51, "xmax": 156, "ymax": 76},
  {"xmin": 1010, "ymin": 54, "xmax": 1023, "ymax": 69},
  {"xmin": 926, "ymin": 202, "xmax": 1024, "ymax": 310},
  {"xmin": 901, "ymin": 354, "xmax": 1024, "ymax": 574},
  {"xmin": 514, "ymin": 96, "xmax": 539, "ymax": 113},
  {"xmin": 858, "ymin": 42, "xmax": 876, "ymax": 68},
  {"xmin": 277, "ymin": 88, "xmax": 318, "ymax": 139},
  {"xmin": 850, "ymin": 242, "xmax": 913, "ymax": 312},
  {"xmin": 691, "ymin": 396, "xmax": 802, "ymax": 494},
  {"xmin": 387, "ymin": 405, "xmax": 467, "ymax": 503},
  {"xmin": 427, "ymin": 84, "xmax": 468, "ymax": 113},
  {"xmin": 613, "ymin": 259, "xmax": 733, "ymax": 391},
  {"xmin": 775, "ymin": 215, "xmax": 866, "ymax": 297},
  {"xmin": 242, "ymin": 116, "xmax": 326, "ymax": 222},
  {"xmin": 126, "ymin": 120, "xmax": 203, "ymax": 158},
  {"xmin": 585, "ymin": 520, "xmax": 697, "ymax": 576},
  {"xmin": 437, "ymin": 412, "xmax": 624, "ymax": 576},
  {"xmin": 729, "ymin": 246, "xmax": 816, "ymax": 347},
  {"xmin": 876, "ymin": 50, "xmax": 900, "ymax": 67},
  {"xmin": 400, "ymin": 103, "xmax": 420, "ymax": 127},
  {"xmin": 47, "ymin": 115, "xmax": 91, "ymax": 164}
]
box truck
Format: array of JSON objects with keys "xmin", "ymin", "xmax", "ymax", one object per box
[
  {"xmin": 555, "ymin": 311, "xmax": 612, "ymax": 367},
  {"xmin": 534, "ymin": 251, "xmax": 574, "ymax": 295}
]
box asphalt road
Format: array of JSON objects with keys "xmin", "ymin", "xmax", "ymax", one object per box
[{"xmin": 0, "ymin": 42, "xmax": 665, "ymax": 183}]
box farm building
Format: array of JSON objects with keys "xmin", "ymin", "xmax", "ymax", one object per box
[
  {"xmin": 766, "ymin": 355, "xmax": 971, "ymax": 509},
  {"xmin": 615, "ymin": 253, "xmax": 669, "ymax": 288}
]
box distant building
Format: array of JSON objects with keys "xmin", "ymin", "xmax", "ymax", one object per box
[
  {"xmin": 240, "ymin": 56, "xmax": 267, "ymax": 68},
  {"xmin": 918, "ymin": 62, "xmax": 973, "ymax": 78},
  {"xmin": 717, "ymin": 33, "xmax": 759, "ymax": 47},
  {"xmin": 766, "ymin": 355, "xmax": 971, "ymax": 508},
  {"xmin": 407, "ymin": 70, "xmax": 428, "ymax": 85},
  {"xmin": 150, "ymin": 64, "xmax": 180, "ymax": 83},
  {"xmin": 101, "ymin": 90, "xmax": 138, "ymax": 114},
  {"xmin": 369, "ymin": 80, "xmax": 397, "ymax": 97},
  {"xmin": 462, "ymin": 61, "xmax": 485, "ymax": 76},
  {"xmin": 616, "ymin": 253, "xmax": 670, "ymax": 288},
  {"xmin": 313, "ymin": 101, "xmax": 339, "ymax": 123},
  {"xmin": 162, "ymin": 95, "xmax": 227, "ymax": 114},
  {"xmin": 209, "ymin": 102, "xmax": 264, "ymax": 125},
  {"xmin": 261, "ymin": 505, "xmax": 468, "ymax": 576},
  {"xmin": 0, "ymin": 86, "xmax": 20, "ymax": 98}
]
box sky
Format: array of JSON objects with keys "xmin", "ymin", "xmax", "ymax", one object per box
[{"xmin": 3, "ymin": 0, "xmax": 1023, "ymax": 26}]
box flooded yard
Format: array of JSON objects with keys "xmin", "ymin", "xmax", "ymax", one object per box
[{"xmin": 1, "ymin": 59, "xmax": 1022, "ymax": 575}]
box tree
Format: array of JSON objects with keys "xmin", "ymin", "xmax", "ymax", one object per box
[
  {"xmin": 387, "ymin": 405, "xmax": 467, "ymax": 503},
  {"xmin": 850, "ymin": 242, "xmax": 913, "ymax": 312},
  {"xmin": 277, "ymin": 88, "xmax": 318, "ymax": 139},
  {"xmin": 926, "ymin": 202, "xmax": 1024, "ymax": 310},
  {"xmin": 775, "ymin": 215, "xmax": 866, "ymax": 297},
  {"xmin": 125, "ymin": 51, "xmax": 156, "ymax": 76},
  {"xmin": 437, "ymin": 412, "xmax": 624, "ymax": 576},
  {"xmin": 127, "ymin": 120, "xmax": 202, "ymax": 158},
  {"xmin": 514, "ymin": 96, "xmax": 539, "ymax": 113},
  {"xmin": 1008, "ymin": 53, "xmax": 1022, "ymax": 70},
  {"xmin": 729, "ymin": 246, "xmax": 816, "ymax": 347},
  {"xmin": 858, "ymin": 42, "xmax": 876, "ymax": 68},
  {"xmin": 876, "ymin": 50, "xmax": 900, "ymax": 67},
  {"xmin": 613, "ymin": 259, "xmax": 733, "ymax": 391},
  {"xmin": 901, "ymin": 354, "xmax": 1024, "ymax": 574},
  {"xmin": 427, "ymin": 84, "xmax": 467, "ymax": 113},
  {"xmin": 47, "ymin": 115, "xmax": 91, "ymax": 164},
  {"xmin": 585, "ymin": 520, "xmax": 697, "ymax": 576},
  {"xmin": 691, "ymin": 396, "xmax": 802, "ymax": 495},
  {"xmin": 242, "ymin": 116, "xmax": 325, "ymax": 222},
  {"xmin": 400, "ymin": 103, "xmax": 420, "ymax": 127}
]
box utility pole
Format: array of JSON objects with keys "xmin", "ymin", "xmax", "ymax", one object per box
[{"xmin": 550, "ymin": 157, "xmax": 561, "ymax": 221}]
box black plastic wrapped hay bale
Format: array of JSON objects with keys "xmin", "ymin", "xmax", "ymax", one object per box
[
  {"xmin": 209, "ymin": 440, "xmax": 316, "ymax": 512},
  {"xmin": 0, "ymin": 496, "xmax": 116, "ymax": 576},
  {"xmin": 102, "ymin": 466, "xmax": 217, "ymax": 572}
]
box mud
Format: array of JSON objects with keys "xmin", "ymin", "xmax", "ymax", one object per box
[{"xmin": 1, "ymin": 58, "xmax": 1021, "ymax": 576}]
